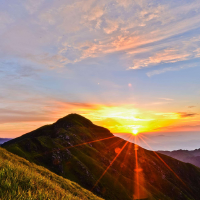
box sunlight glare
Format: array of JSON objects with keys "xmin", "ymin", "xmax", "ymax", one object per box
[{"xmin": 132, "ymin": 129, "xmax": 138, "ymax": 135}]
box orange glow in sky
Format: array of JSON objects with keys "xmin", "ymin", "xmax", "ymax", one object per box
[
  {"xmin": 52, "ymin": 102, "xmax": 199, "ymax": 135},
  {"xmin": 1, "ymin": 101, "xmax": 199, "ymax": 138}
]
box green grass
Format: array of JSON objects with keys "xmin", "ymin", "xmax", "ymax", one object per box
[{"xmin": 0, "ymin": 147, "xmax": 103, "ymax": 200}]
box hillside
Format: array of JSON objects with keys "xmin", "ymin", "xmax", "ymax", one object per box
[
  {"xmin": 158, "ymin": 149, "xmax": 200, "ymax": 168},
  {"xmin": 2, "ymin": 114, "xmax": 200, "ymax": 200},
  {"xmin": 0, "ymin": 146, "xmax": 103, "ymax": 200}
]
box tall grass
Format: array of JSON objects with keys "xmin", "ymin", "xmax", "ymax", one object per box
[{"xmin": 0, "ymin": 147, "xmax": 103, "ymax": 200}]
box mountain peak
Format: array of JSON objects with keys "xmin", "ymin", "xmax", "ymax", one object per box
[
  {"xmin": 2, "ymin": 113, "xmax": 113, "ymax": 147},
  {"xmin": 3, "ymin": 115, "xmax": 200, "ymax": 200},
  {"xmin": 54, "ymin": 113, "xmax": 113, "ymax": 139},
  {"xmin": 55, "ymin": 113, "xmax": 94, "ymax": 127}
]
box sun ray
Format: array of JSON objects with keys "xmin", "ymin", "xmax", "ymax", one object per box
[
  {"xmin": 63, "ymin": 136, "xmax": 116, "ymax": 150},
  {"xmin": 133, "ymin": 135, "xmax": 148, "ymax": 200},
  {"xmin": 139, "ymin": 135, "xmax": 189, "ymax": 190},
  {"xmin": 42, "ymin": 136, "xmax": 115, "ymax": 156},
  {"xmin": 139, "ymin": 133, "xmax": 155, "ymax": 143},
  {"xmin": 61, "ymin": 135, "xmax": 128, "ymax": 153},
  {"xmin": 134, "ymin": 136, "xmax": 140, "ymax": 199},
  {"xmin": 104, "ymin": 138, "xmax": 125, "ymax": 152},
  {"xmin": 91, "ymin": 140, "xmax": 129, "ymax": 191},
  {"xmin": 121, "ymin": 136, "xmax": 134, "ymax": 166},
  {"xmin": 113, "ymin": 135, "xmax": 135, "ymax": 188}
]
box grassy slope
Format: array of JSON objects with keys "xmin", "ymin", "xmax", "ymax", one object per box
[
  {"xmin": 0, "ymin": 147, "xmax": 103, "ymax": 200},
  {"xmin": 2, "ymin": 114, "xmax": 200, "ymax": 200}
]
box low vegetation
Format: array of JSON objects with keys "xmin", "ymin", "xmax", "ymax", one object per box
[{"xmin": 0, "ymin": 147, "xmax": 103, "ymax": 200}]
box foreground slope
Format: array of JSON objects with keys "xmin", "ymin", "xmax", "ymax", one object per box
[
  {"xmin": 158, "ymin": 149, "xmax": 200, "ymax": 168},
  {"xmin": 3, "ymin": 114, "xmax": 200, "ymax": 200},
  {"xmin": 0, "ymin": 147, "xmax": 103, "ymax": 200}
]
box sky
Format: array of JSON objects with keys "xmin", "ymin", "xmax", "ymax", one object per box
[{"xmin": 1, "ymin": 0, "xmax": 200, "ymax": 150}]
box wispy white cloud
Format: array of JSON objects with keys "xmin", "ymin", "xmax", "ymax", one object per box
[
  {"xmin": 146, "ymin": 63, "xmax": 198, "ymax": 77},
  {"xmin": 128, "ymin": 34, "xmax": 200, "ymax": 73},
  {"xmin": 104, "ymin": 19, "xmax": 119, "ymax": 34},
  {"xmin": 24, "ymin": 0, "xmax": 45, "ymax": 14},
  {"xmin": 26, "ymin": 54, "xmax": 71, "ymax": 68},
  {"xmin": 130, "ymin": 49, "xmax": 191, "ymax": 69},
  {"xmin": 159, "ymin": 98, "xmax": 173, "ymax": 101},
  {"xmin": 115, "ymin": 0, "xmax": 133, "ymax": 8},
  {"xmin": 1, "ymin": 0, "xmax": 200, "ymax": 72}
]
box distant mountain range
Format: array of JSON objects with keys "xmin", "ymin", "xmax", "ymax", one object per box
[
  {"xmin": 0, "ymin": 138, "xmax": 12, "ymax": 145},
  {"xmin": 2, "ymin": 114, "xmax": 200, "ymax": 199},
  {"xmin": 158, "ymin": 149, "xmax": 200, "ymax": 168}
]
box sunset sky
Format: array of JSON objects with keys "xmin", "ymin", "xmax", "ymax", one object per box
[{"xmin": 1, "ymin": 0, "xmax": 200, "ymax": 150}]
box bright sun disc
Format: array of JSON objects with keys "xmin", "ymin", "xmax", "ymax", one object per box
[{"xmin": 132, "ymin": 130, "xmax": 138, "ymax": 135}]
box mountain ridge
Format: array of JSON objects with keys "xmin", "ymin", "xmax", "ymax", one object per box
[
  {"xmin": 2, "ymin": 114, "xmax": 200, "ymax": 200},
  {"xmin": 158, "ymin": 149, "xmax": 200, "ymax": 168}
]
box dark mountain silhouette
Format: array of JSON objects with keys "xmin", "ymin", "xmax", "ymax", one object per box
[
  {"xmin": 2, "ymin": 114, "xmax": 200, "ymax": 200},
  {"xmin": 158, "ymin": 149, "xmax": 200, "ymax": 168}
]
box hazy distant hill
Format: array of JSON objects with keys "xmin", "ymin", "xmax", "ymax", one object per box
[
  {"xmin": 0, "ymin": 146, "xmax": 102, "ymax": 200},
  {"xmin": 158, "ymin": 149, "xmax": 200, "ymax": 168},
  {"xmin": 0, "ymin": 138, "xmax": 11, "ymax": 145},
  {"xmin": 3, "ymin": 114, "xmax": 200, "ymax": 199}
]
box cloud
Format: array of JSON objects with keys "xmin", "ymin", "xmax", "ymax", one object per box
[
  {"xmin": 0, "ymin": 105, "xmax": 52, "ymax": 124},
  {"xmin": 1, "ymin": 0, "xmax": 200, "ymax": 72},
  {"xmin": 95, "ymin": 118, "xmax": 122, "ymax": 127},
  {"xmin": 26, "ymin": 54, "xmax": 71, "ymax": 68},
  {"xmin": 55, "ymin": 101, "xmax": 101, "ymax": 110},
  {"xmin": 130, "ymin": 48, "xmax": 192, "ymax": 70},
  {"xmin": 116, "ymin": 0, "xmax": 133, "ymax": 8},
  {"xmin": 188, "ymin": 106, "xmax": 196, "ymax": 108},
  {"xmin": 0, "ymin": 60, "xmax": 40, "ymax": 81},
  {"xmin": 154, "ymin": 112, "xmax": 179, "ymax": 119},
  {"xmin": 104, "ymin": 20, "xmax": 119, "ymax": 34},
  {"xmin": 148, "ymin": 102, "xmax": 170, "ymax": 105},
  {"xmin": 146, "ymin": 63, "xmax": 198, "ymax": 77},
  {"xmin": 159, "ymin": 98, "xmax": 173, "ymax": 101},
  {"xmin": 0, "ymin": 100, "xmax": 101, "ymax": 124},
  {"xmin": 155, "ymin": 123, "xmax": 200, "ymax": 133},
  {"xmin": 154, "ymin": 112, "xmax": 198, "ymax": 119},
  {"xmin": 177, "ymin": 112, "xmax": 198, "ymax": 118},
  {"xmin": 24, "ymin": 0, "xmax": 45, "ymax": 14},
  {"xmin": 83, "ymin": 6, "xmax": 104, "ymax": 22}
]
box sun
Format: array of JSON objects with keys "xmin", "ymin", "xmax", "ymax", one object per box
[{"xmin": 132, "ymin": 129, "xmax": 138, "ymax": 135}]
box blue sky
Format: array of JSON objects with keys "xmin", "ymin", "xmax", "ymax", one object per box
[{"xmin": 1, "ymin": 0, "xmax": 200, "ymax": 150}]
